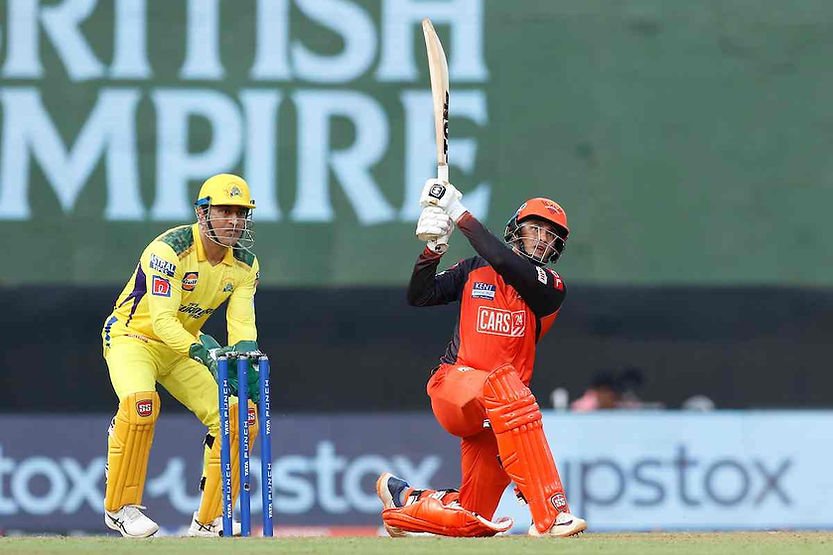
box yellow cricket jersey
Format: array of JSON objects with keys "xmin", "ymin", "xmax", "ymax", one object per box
[{"xmin": 103, "ymin": 223, "xmax": 259, "ymax": 355}]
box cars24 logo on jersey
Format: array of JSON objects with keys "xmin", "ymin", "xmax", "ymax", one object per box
[{"xmin": 476, "ymin": 307, "xmax": 525, "ymax": 337}]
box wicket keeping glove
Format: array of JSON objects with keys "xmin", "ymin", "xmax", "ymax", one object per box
[
  {"xmin": 229, "ymin": 339, "xmax": 263, "ymax": 404},
  {"xmin": 189, "ymin": 335, "xmax": 225, "ymax": 379},
  {"xmin": 419, "ymin": 179, "xmax": 467, "ymax": 222}
]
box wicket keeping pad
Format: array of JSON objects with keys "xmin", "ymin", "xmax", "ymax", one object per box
[
  {"xmin": 104, "ymin": 391, "xmax": 160, "ymax": 512},
  {"xmin": 197, "ymin": 399, "xmax": 259, "ymax": 524}
]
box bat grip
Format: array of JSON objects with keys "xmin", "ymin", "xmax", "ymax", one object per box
[{"xmin": 437, "ymin": 164, "xmax": 449, "ymax": 182}]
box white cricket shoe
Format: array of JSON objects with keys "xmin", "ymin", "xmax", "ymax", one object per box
[
  {"xmin": 104, "ymin": 505, "xmax": 159, "ymax": 538},
  {"xmin": 187, "ymin": 511, "xmax": 242, "ymax": 537},
  {"xmin": 528, "ymin": 511, "xmax": 587, "ymax": 538}
]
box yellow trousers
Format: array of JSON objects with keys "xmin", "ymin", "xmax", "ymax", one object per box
[
  {"xmin": 103, "ymin": 334, "xmax": 232, "ymax": 515},
  {"xmin": 104, "ymin": 335, "xmax": 220, "ymax": 434}
]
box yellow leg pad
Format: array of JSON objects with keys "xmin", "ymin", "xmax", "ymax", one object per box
[
  {"xmin": 197, "ymin": 400, "xmax": 259, "ymax": 524},
  {"xmin": 104, "ymin": 391, "xmax": 160, "ymax": 512}
]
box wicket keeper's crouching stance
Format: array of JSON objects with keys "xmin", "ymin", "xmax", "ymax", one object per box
[
  {"xmin": 101, "ymin": 174, "xmax": 262, "ymax": 537},
  {"xmin": 376, "ymin": 179, "xmax": 587, "ymax": 538}
]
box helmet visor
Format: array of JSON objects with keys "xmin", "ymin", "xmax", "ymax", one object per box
[
  {"xmin": 198, "ymin": 205, "xmax": 256, "ymax": 253},
  {"xmin": 507, "ymin": 220, "xmax": 567, "ymax": 264}
]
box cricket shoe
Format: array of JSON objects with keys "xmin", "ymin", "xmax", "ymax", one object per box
[
  {"xmin": 528, "ymin": 511, "xmax": 587, "ymax": 538},
  {"xmin": 104, "ymin": 505, "xmax": 159, "ymax": 538},
  {"xmin": 187, "ymin": 512, "xmax": 242, "ymax": 537},
  {"xmin": 376, "ymin": 472, "xmax": 411, "ymax": 537},
  {"xmin": 376, "ymin": 472, "xmax": 410, "ymax": 509}
]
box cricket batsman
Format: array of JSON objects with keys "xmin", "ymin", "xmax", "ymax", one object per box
[
  {"xmin": 376, "ymin": 179, "xmax": 587, "ymax": 538},
  {"xmin": 101, "ymin": 174, "xmax": 262, "ymax": 537}
]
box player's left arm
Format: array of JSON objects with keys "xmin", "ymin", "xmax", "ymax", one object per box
[
  {"xmin": 456, "ymin": 213, "xmax": 566, "ymax": 317},
  {"xmin": 419, "ymin": 180, "xmax": 565, "ymax": 316},
  {"xmin": 226, "ymin": 257, "xmax": 259, "ymax": 348}
]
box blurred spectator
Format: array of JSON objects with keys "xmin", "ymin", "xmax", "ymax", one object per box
[
  {"xmin": 567, "ymin": 366, "xmax": 665, "ymax": 411},
  {"xmin": 682, "ymin": 395, "xmax": 715, "ymax": 411},
  {"xmin": 570, "ymin": 370, "xmax": 621, "ymax": 411},
  {"xmin": 616, "ymin": 366, "xmax": 646, "ymax": 409}
]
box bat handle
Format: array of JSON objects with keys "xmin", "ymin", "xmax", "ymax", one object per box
[{"xmin": 437, "ymin": 164, "xmax": 449, "ymax": 183}]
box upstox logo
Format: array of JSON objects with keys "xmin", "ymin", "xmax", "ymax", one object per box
[{"xmin": 562, "ymin": 445, "xmax": 793, "ymax": 519}]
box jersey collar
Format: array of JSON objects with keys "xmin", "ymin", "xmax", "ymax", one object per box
[{"xmin": 193, "ymin": 223, "xmax": 235, "ymax": 266}]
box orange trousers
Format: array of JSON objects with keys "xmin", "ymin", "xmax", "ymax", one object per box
[{"xmin": 427, "ymin": 363, "xmax": 511, "ymax": 520}]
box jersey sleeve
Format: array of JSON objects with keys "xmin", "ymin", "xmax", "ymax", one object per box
[
  {"xmin": 227, "ymin": 257, "xmax": 259, "ymax": 345},
  {"xmin": 456, "ymin": 213, "xmax": 566, "ymax": 317},
  {"xmin": 406, "ymin": 248, "xmax": 469, "ymax": 306},
  {"xmin": 140, "ymin": 241, "xmax": 198, "ymax": 355}
]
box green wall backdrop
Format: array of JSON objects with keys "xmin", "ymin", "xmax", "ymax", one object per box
[{"xmin": 1, "ymin": 0, "xmax": 831, "ymax": 286}]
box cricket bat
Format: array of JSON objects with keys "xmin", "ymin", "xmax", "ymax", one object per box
[
  {"xmin": 417, "ymin": 18, "xmax": 451, "ymax": 242},
  {"xmin": 422, "ymin": 18, "xmax": 450, "ymax": 184}
]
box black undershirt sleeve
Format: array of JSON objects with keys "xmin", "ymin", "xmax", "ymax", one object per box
[{"xmin": 406, "ymin": 248, "xmax": 468, "ymax": 306}]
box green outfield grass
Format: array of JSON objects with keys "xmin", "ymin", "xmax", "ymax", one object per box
[{"xmin": 1, "ymin": 533, "xmax": 832, "ymax": 555}]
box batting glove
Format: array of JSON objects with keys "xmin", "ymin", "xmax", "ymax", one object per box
[{"xmin": 419, "ymin": 179, "xmax": 467, "ymax": 222}]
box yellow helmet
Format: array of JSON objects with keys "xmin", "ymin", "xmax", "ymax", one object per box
[{"xmin": 194, "ymin": 174, "xmax": 256, "ymax": 209}]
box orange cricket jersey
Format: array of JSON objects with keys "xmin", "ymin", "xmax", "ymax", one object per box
[{"xmin": 408, "ymin": 213, "xmax": 566, "ymax": 385}]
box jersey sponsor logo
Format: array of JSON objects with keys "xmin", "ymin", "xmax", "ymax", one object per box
[
  {"xmin": 125, "ymin": 333, "xmax": 150, "ymax": 343},
  {"xmin": 536, "ymin": 266, "xmax": 548, "ymax": 284},
  {"xmin": 182, "ymin": 272, "xmax": 199, "ymax": 291},
  {"xmin": 178, "ymin": 302, "xmax": 215, "ymax": 319},
  {"xmin": 471, "ymin": 282, "xmax": 496, "ymax": 300},
  {"xmin": 136, "ymin": 399, "xmax": 153, "ymax": 417},
  {"xmin": 476, "ymin": 306, "xmax": 526, "ymax": 337},
  {"xmin": 151, "ymin": 275, "xmax": 171, "ymax": 297},
  {"xmin": 547, "ymin": 269, "xmax": 564, "ymax": 290},
  {"xmin": 149, "ymin": 253, "xmax": 176, "ymax": 277}
]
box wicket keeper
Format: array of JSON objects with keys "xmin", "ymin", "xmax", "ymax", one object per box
[
  {"xmin": 101, "ymin": 174, "xmax": 261, "ymax": 537},
  {"xmin": 376, "ymin": 179, "xmax": 587, "ymax": 537}
]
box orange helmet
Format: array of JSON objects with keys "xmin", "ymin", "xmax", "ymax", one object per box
[{"xmin": 504, "ymin": 198, "xmax": 569, "ymax": 264}]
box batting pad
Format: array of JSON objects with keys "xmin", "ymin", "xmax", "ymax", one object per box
[
  {"xmin": 382, "ymin": 496, "xmax": 513, "ymax": 537},
  {"xmin": 197, "ymin": 399, "xmax": 259, "ymax": 524},
  {"xmin": 483, "ymin": 364, "xmax": 569, "ymax": 534},
  {"xmin": 104, "ymin": 391, "xmax": 160, "ymax": 512}
]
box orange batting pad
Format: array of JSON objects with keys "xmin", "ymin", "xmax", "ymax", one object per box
[
  {"xmin": 382, "ymin": 496, "xmax": 513, "ymax": 537},
  {"xmin": 483, "ymin": 364, "xmax": 570, "ymax": 534}
]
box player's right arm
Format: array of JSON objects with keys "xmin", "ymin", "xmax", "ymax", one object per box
[
  {"xmin": 140, "ymin": 242, "xmax": 198, "ymax": 356},
  {"xmin": 406, "ymin": 248, "xmax": 468, "ymax": 306}
]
